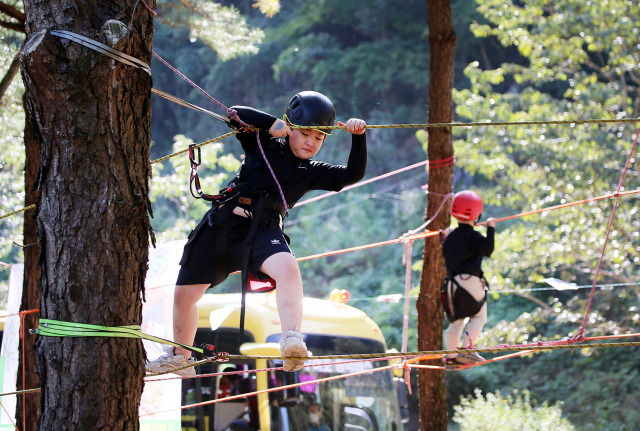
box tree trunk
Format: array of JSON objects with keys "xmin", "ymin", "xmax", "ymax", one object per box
[
  {"xmin": 417, "ymin": 0, "xmax": 456, "ymax": 430},
  {"xmin": 16, "ymin": 92, "xmax": 41, "ymax": 431},
  {"xmin": 19, "ymin": 2, "xmax": 154, "ymax": 429}
]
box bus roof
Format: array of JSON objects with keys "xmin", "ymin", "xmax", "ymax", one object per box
[{"xmin": 196, "ymin": 293, "xmax": 386, "ymax": 347}]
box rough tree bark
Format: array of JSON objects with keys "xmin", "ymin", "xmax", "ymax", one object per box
[
  {"xmin": 17, "ymin": 93, "xmax": 41, "ymax": 431},
  {"xmin": 417, "ymin": 0, "xmax": 456, "ymax": 429},
  {"xmin": 19, "ymin": 1, "xmax": 154, "ymax": 429}
]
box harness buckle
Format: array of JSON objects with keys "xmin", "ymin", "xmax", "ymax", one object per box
[
  {"xmin": 200, "ymin": 343, "xmax": 229, "ymax": 362},
  {"xmin": 188, "ymin": 144, "xmax": 201, "ymax": 169}
]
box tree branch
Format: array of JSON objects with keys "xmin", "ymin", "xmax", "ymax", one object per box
[
  {"xmin": 0, "ymin": 2, "xmax": 25, "ymax": 22},
  {"xmin": 0, "ymin": 52, "xmax": 19, "ymax": 102},
  {"xmin": 0, "ymin": 19, "xmax": 24, "ymax": 33},
  {"xmin": 511, "ymin": 291, "xmax": 553, "ymax": 311}
]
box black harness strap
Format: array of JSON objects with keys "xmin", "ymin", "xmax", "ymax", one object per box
[
  {"xmin": 239, "ymin": 192, "xmax": 267, "ymax": 338},
  {"xmin": 213, "ymin": 205, "xmax": 233, "ymax": 286}
]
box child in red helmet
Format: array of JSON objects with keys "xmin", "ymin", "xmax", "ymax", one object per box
[{"xmin": 441, "ymin": 190, "xmax": 496, "ymax": 368}]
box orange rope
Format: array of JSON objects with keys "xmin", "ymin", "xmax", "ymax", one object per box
[
  {"xmin": 404, "ymin": 333, "xmax": 640, "ymax": 372},
  {"xmin": 0, "ymin": 309, "xmax": 39, "ymax": 319},
  {"xmin": 141, "ymin": 362, "xmax": 397, "ymax": 417},
  {"xmin": 296, "ymin": 189, "xmax": 640, "ymax": 263},
  {"xmin": 476, "ymin": 189, "xmax": 640, "ymax": 226}
]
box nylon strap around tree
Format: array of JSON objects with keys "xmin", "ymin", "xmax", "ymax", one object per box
[{"xmin": 50, "ymin": 30, "xmax": 151, "ymax": 75}]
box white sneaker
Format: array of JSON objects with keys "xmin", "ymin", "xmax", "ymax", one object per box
[
  {"xmin": 456, "ymin": 351, "xmax": 485, "ymax": 365},
  {"xmin": 279, "ymin": 330, "xmax": 309, "ymax": 372},
  {"xmin": 146, "ymin": 345, "xmax": 197, "ymax": 377}
]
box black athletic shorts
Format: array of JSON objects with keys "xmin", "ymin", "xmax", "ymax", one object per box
[{"xmin": 176, "ymin": 213, "xmax": 292, "ymax": 286}]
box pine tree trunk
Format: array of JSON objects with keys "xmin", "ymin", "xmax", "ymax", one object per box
[
  {"xmin": 19, "ymin": 2, "xmax": 154, "ymax": 429},
  {"xmin": 417, "ymin": 0, "xmax": 456, "ymax": 429},
  {"xmin": 17, "ymin": 93, "xmax": 41, "ymax": 431}
]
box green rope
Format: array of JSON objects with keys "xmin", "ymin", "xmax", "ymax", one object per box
[
  {"xmin": 33, "ymin": 320, "xmax": 640, "ymax": 362},
  {"xmin": 34, "ymin": 318, "xmax": 203, "ymax": 355}
]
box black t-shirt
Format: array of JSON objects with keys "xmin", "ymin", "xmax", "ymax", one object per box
[
  {"xmin": 229, "ymin": 106, "xmax": 367, "ymax": 209},
  {"xmin": 442, "ymin": 223, "xmax": 494, "ymax": 276}
]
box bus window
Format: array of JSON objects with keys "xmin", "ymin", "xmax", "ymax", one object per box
[
  {"xmin": 183, "ymin": 360, "xmax": 258, "ymax": 431},
  {"xmin": 183, "ymin": 295, "xmax": 405, "ymax": 431},
  {"xmin": 265, "ymin": 334, "xmax": 403, "ymax": 431},
  {"xmin": 343, "ymin": 406, "xmax": 377, "ymax": 431}
]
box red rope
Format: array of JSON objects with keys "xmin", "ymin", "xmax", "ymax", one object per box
[
  {"xmin": 152, "ymin": 51, "xmax": 289, "ymax": 213},
  {"xmin": 427, "ymin": 155, "xmax": 455, "ymax": 168},
  {"xmin": 296, "ymin": 157, "xmax": 455, "ymax": 208},
  {"xmin": 0, "ymin": 400, "xmax": 18, "ymax": 430},
  {"xmin": 152, "ymin": 52, "xmax": 229, "ymax": 113},
  {"xmin": 575, "ymin": 128, "xmax": 640, "ymax": 339},
  {"xmin": 20, "ymin": 311, "xmax": 27, "ymax": 430},
  {"xmin": 139, "ymin": 0, "xmax": 157, "ymax": 16}
]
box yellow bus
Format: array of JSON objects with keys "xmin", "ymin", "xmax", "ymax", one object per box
[{"xmin": 182, "ymin": 291, "xmax": 408, "ymax": 431}]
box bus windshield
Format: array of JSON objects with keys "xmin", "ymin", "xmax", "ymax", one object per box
[{"xmin": 266, "ymin": 334, "xmax": 403, "ymax": 431}]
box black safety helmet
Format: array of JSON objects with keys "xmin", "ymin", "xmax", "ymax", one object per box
[{"xmin": 284, "ymin": 91, "xmax": 336, "ymax": 135}]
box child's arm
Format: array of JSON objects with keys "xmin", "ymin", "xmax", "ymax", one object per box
[
  {"xmin": 229, "ymin": 105, "xmax": 278, "ymax": 132},
  {"xmin": 484, "ymin": 218, "xmax": 495, "ymax": 256},
  {"xmin": 332, "ymin": 119, "xmax": 367, "ymax": 188}
]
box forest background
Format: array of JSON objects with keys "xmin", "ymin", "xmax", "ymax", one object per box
[{"xmin": 0, "ymin": 0, "xmax": 638, "ymax": 430}]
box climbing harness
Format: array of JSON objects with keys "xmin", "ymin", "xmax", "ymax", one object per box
[
  {"xmin": 182, "ymin": 160, "xmax": 284, "ymax": 337},
  {"xmin": 440, "ymin": 273, "xmax": 488, "ymax": 323},
  {"xmin": 188, "ymin": 144, "xmax": 238, "ymax": 202}
]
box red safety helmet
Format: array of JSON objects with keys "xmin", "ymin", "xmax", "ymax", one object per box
[{"xmin": 451, "ymin": 190, "xmax": 483, "ymax": 222}]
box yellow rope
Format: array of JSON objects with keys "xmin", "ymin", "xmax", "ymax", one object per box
[
  {"xmin": 2, "ymin": 340, "xmax": 638, "ymax": 397},
  {"xmin": 150, "ymin": 131, "xmax": 238, "ymax": 165},
  {"xmin": 299, "ymin": 116, "xmax": 639, "ymax": 131},
  {"xmin": 2, "ymin": 116, "xmax": 638, "ymax": 221},
  {"xmin": 216, "ymin": 340, "xmax": 640, "ymax": 361},
  {"xmin": 0, "ymin": 131, "xmax": 238, "ymax": 220}
]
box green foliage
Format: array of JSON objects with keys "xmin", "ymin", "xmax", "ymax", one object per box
[
  {"xmin": 453, "ymin": 389, "xmax": 575, "ymax": 431},
  {"xmin": 1, "ymin": 0, "xmax": 639, "ymax": 426},
  {"xmin": 156, "ymin": 0, "xmax": 267, "ymax": 61},
  {"xmin": 443, "ymin": 2, "xmax": 640, "ymax": 428},
  {"xmin": 450, "ymin": 0, "xmax": 640, "ymax": 321}
]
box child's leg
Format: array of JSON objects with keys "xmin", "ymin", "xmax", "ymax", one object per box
[
  {"xmin": 260, "ymin": 252, "xmax": 307, "ymax": 371},
  {"xmin": 173, "ymin": 283, "xmax": 210, "ymax": 358},
  {"xmin": 446, "ymin": 319, "xmax": 466, "ymax": 358},
  {"xmin": 462, "ymin": 303, "xmax": 487, "ymax": 348},
  {"xmin": 259, "ymin": 252, "xmax": 303, "ymax": 335}
]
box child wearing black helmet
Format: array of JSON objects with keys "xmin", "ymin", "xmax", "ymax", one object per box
[
  {"xmin": 146, "ymin": 91, "xmax": 367, "ymax": 376},
  {"xmin": 440, "ymin": 190, "xmax": 496, "ymax": 368}
]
